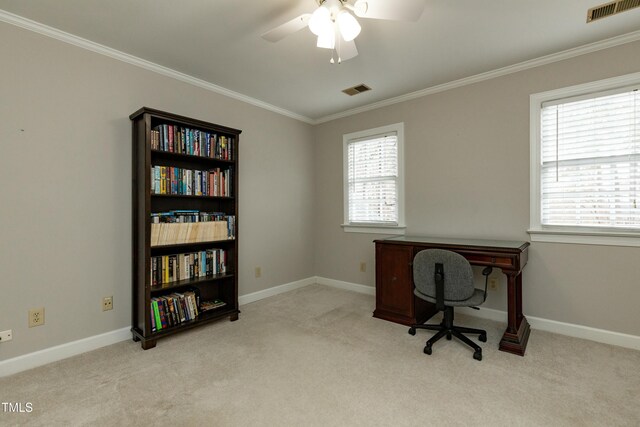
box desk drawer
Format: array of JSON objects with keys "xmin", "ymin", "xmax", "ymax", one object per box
[{"xmin": 464, "ymin": 253, "xmax": 515, "ymax": 269}]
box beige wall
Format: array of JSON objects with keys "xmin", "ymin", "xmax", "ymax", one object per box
[
  {"xmin": 313, "ymin": 40, "xmax": 640, "ymax": 336},
  {"xmin": 0, "ymin": 23, "xmax": 315, "ymax": 360},
  {"xmin": 2, "ymin": 19, "xmax": 640, "ymax": 363}
]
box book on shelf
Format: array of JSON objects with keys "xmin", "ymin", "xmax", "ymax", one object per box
[
  {"xmin": 150, "ymin": 248, "xmax": 228, "ymax": 287},
  {"xmin": 150, "ymin": 212, "xmax": 235, "ymax": 246},
  {"xmin": 149, "ymin": 221, "xmax": 229, "ymax": 245},
  {"xmin": 150, "ymin": 166, "xmax": 233, "ymax": 197},
  {"xmin": 200, "ymin": 299, "xmax": 226, "ymax": 312},
  {"xmin": 151, "ymin": 125, "xmax": 233, "ymax": 161},
  {"xmin": 150, "ymin": 291, "xmax": 200, "ymax": 332}
]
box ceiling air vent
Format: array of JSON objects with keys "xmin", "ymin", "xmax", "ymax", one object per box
[
  {"xmin": 587, "ymin": 0, "xmax": 640, "ymax": 22},
  {"xmin": 342, "ymin": 84, "xmax": 371, "ymax": 96}
]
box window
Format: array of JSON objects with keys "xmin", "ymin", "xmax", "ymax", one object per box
[
  {"xmin": 529, "ymin": 72, "xmax": 640, "ymax": 246},
  {"xmin": 343, "ymin": 123, "xmax": 405, "ymax": 234}
]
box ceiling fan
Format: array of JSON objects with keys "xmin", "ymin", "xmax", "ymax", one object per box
[{"xmin": 262, "ymin": 0, "xmax": 426, "ymax": 63}]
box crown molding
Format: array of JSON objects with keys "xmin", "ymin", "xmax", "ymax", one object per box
[
  {"xmin": 313, "ymin": 29, "xmax": 640, "ymax": 124},
  {"xmin": 0, "ymin": 10, "xmax": 315, "ymax": 125},
  {"xmin": 2, "ymin": 9, "xmax": 640, "ymax": 126}
]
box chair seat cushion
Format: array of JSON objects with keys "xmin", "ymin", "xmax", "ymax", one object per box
[{"xmin": 414, "ymin": 288, "xmax": 485, "ymax": 307}]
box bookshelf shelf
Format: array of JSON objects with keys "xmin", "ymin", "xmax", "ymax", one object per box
[
  {"xmin": 151, "ymin": 149, "xmax": 235, "ymax": 165},
  {"xmin": 149, "ymin": 272, "xmax": 235, "ymax": 294},
  {"xmin": 150, "ymin": 194, "xmax": 235, "ymax": 200},
  {"xmin": 131, "ymin": 107, "xmax": 241, "ymax": 350},
  {"xmin": 151, "ymin": 239, "xmax": 235, "ymax": 250}
]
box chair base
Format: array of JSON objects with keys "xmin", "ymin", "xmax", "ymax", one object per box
[{"xmin": 409, "ymin": 306, "xmax": 486, "ymax": 361}]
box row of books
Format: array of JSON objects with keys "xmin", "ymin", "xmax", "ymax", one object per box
[
  {"xmin": 151, "ymin": 210, "xmax": 230, "ymax": 224},
  {"xmin": 151, "ymin": 125, "xmax": 233, "ymax": 160},
  {"xmin": 151, "ymin": 249, "xmax": 228, "ymax": 286},
  {"xmin": 150, "ymin": 292, "xmax": 198, "ymax": 331},
  {"xmin": 151, "ymin": 166, "xmax": 232, "ymax": 197},
  {"xmin": 150, "ymin": 217, "xmax": 235, "ymax": 246},
  {"xmin": 150, "ymin": 294, "xmax": 227, "ymax": 332}
]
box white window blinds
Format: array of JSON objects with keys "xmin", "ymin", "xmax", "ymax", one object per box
[
  {"xmin": 347, "ymin": 133, "xmax": 398, "ymax": 224},
  {"xmin": 540, "ymin": 87, "xmax": 640, "ymax": 229}
]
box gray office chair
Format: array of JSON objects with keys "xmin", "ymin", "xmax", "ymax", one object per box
[{"xmin": 408, "ymin": 249, "xmax": 492, "ymax": 361}]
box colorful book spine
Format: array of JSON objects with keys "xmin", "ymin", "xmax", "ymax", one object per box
[
  {"xmin": 152, "ymin": 125, "xmax": 233, "ymax": 161},
  {"xmin": 149, "ymin": 292, "xmax": 204, "ymax": 331}
]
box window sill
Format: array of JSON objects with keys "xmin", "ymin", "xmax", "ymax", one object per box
[
  {"xmin": 528, "ymin": 227, "xmax": 640, "ymax": 247},
  {"xmin": 342, "ymin": 224, "xmax": 406, "ymax": 235}
]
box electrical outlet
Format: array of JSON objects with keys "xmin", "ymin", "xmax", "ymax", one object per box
[
  {"xmin": 489, "ymin": 278, "xmax": 498, "ymax": 290},
  {"xmin": 255, "ymin": 267, "xmax": 261, "ymax": 278},
  {"xmin": 0, "ymin": 330, "xmax": 12, "ymax": 342},
  {"xmin": 28, "ymin": 307, "xmax": 45, "ymax": 328},
  {"xmin": 359, "ymin": 262, "xmax": 367, "ymax": 272},
  {"xmin": 102, "ymin": 296, "xmax": 113, "ymax": 311}
]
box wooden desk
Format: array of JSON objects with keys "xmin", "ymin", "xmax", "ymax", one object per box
[{"xmin": 374, "ymin": 236, "xmax": 531, "ymax": 356}]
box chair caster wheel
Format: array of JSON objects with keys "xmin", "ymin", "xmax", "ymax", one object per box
[
  {"xmin": 473, "ymin": 350, "xmax": 482, "ymax": 361},
  {"xmin": 479, "ymin": 333, "xmax": 487, "ymax": 342},
  {"xmin": 408, "ymin": 327, "xmax": 416, "ymax": 336},
  {"xmin": 424, "ymin": 345, "xmax": 432, "ymax": 355},
  {"xmin": 446, "ymin": 332, "xmax": 452, "ymax": 340}
]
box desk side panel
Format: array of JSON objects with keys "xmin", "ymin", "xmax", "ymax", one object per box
[{"xmin": 374, "ymin": 243, "xmax": 436, "ymax": 325}]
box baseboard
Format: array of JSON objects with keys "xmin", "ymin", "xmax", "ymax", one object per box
[
  {"xmin": 528, "ymin": 313, "xmax": 640, "ymax": 351},
  {"xmin": 1, "ymin": 278, "xmax": 316, "ymax": 377},
  {"xmin": 315, "ymin": 276, "xmax": 375, "ymax": 295},
  {"xmin": 457, "ymin": 306, "xmax": 507, "ymax": 323},
  {"xmin": 0, "ymin": 327, "xmax": 131, "ymax": 377},
  {"xmin": 238, "ymin": 277, "xmax": 317, "ymax": 305},
  {"xmin": 459, "ymin": 305, "xmax": 640, "ymax": 351},
  {"xmin": 5, "ymin": 277, "xmax": 637, "ymax": 377},
  {"xmin": 319, "ymin": 278, "xmax": 640, "ymax": 351},
  {"xmin": 237, "ymin": 276, "xmax": 374, "ymax": 306}
]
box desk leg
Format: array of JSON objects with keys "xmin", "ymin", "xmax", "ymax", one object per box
[{"xmin": 499, "ymin": 271, "xmax": 531, "ymax": 356}]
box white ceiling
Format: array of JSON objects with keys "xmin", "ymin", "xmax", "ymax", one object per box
[{"xmin": 1, "ymin": 0, "xmax": 639, "ymax": 122}]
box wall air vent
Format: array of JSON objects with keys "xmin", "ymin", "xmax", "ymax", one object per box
[
  {"xmin": 342, "ymin": 84, "xmax": 371, "ymax": 96},
  {"xmin": 587, "ymin": 0, "xmax": 640, "ymax": 22}
]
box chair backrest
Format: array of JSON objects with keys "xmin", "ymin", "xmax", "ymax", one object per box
[{"xmin": 413, "ymin": 249, "xmax": 475, "ymax": 302}]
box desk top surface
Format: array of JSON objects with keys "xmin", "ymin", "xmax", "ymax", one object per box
[{"xmin": 377, "ymin": 235, "xmax": 530, "ymax": 251}]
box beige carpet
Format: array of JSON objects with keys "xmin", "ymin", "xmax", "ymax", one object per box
[{"xmin": 1, "ymin": 284, "xmax": 639, "ymax": 426}]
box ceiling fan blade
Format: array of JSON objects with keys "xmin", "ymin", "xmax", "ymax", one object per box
[
  {"xmin": 261, "ymin": 14, "xmax": 311, "ymax": 42},
  {"xmin": 352, "ymin": 0, "xmax": 425, "ymax": 21},
  {"xmin": 336, "ymin": 39, "xmax": 358, "ymax": 62}
]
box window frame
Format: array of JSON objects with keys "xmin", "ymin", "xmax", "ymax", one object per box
[
  {"xmin": 529, "ymin": 71, "xmax": 640, "ymax": 247},
  {"xmin": 342, "ymin": 123, "xmax": 406, "ymax": 234}
]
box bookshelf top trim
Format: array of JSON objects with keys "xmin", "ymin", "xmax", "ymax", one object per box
[{"xmin": 130, "ymin": 107, "xmax": 242, "ymax": 136}]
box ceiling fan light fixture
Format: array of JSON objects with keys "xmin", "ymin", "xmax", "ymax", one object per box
[
  {"xmin": 309, "ymin": 5, "xmax": 332, "ymax": 36},
  {"xmin": 352, "ymin": 0, "xmax": 369, "ymax": 17},
  {"xmin": 336, "ymin": 10, "xmax": 361, "ymax": 42},
  {"xmin": 317, "ymin": 29, "xmax": 336, "ymax": 49},
  {"xmin": 264, "ymin": 0, "xmax": 426, "ymax": 64}
]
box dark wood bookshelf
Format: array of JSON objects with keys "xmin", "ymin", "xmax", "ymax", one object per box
[{"xmin": 131, "ymin": 107, "xmax": 241, "ymax": 349}]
